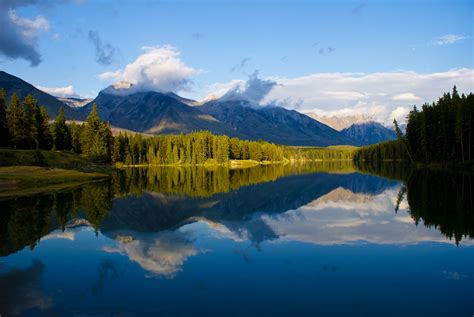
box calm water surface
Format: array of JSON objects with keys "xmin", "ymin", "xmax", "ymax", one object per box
[{"xmin": 0, "ymin": 163, "xmax": 473, "ymax": 316}]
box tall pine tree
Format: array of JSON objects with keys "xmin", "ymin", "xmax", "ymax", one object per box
[
  {"xmin": 7, "ymin": 93, "xmax": 27, "ymax": 149},
  {"xmin": 23, "ymin": 94, "xmax": 39, "ymax": 149},
  {"xmin": 0, "ymin": 88, "xmax": 9, "ymax": 146},
  {"xmin": 81, "ymin": 104, "xmax": 112, "ymax": 162},
  {"xmin": 53, "ymin": 107, "xmax": 71, "ymax": 150},
  {"xmin": 36, "ymin": 106, "xmax": 52, "ymax": 150}
]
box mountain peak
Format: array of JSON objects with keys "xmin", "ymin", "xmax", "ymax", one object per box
[
  {"xmin": 305, "ymin": 112, "xmax": 374, "ymax": 131},
  {"xmin": 101, "ymin": 81, "xmax": 136, "ymax": 96}
]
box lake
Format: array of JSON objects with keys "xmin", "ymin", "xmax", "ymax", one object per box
[{"xmin": 1, "ymin": 163, "xmax": 473, "ymax": 316}]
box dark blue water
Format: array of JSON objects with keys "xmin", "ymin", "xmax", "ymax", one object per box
[{"xmin": 1, "ymin": 165, "xmax": 473, "ymax": 316}]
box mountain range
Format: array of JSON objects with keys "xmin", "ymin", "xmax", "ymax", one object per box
[
  {"xmin": 0, "ymin": 71, "xmax": 82, "ymax": 119},
  {"xmin": 0, "ymin": 71, "xmax": 396, "ymax": 146}
]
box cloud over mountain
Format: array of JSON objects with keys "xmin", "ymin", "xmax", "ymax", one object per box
[
  {"xmin": 220, "ymin": 71, "xmax": 277, "ymax": 105},
  {"xmin": 208, "ymin": 68, "xmax": 474, "ymax": 124},
  {"xmin": 36, "ymin": 85, "xmax": 78, "ymax": 98},
  {"xmin": 99, "ymin": 45, "xmax": 196, "ymax": 94}
]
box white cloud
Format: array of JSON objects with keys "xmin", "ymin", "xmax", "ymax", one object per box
[
  {"xmin": 434, "ymin": 34, "xmax": 466, "ymax": 45},
  {"xmin": 9, "ymin": 11, "xmax": 49, "ymax": 39},
  {"xmin": 220, "ymin": 71, "xmax": 277, "ymax": 104},
  {"xmin": 207, "ymin": 68, "xmax": 474, "ymax": 125},
  {"xmin": 36, "ymin": 85, "xmax": 78, "ymax": 98},
  {"xmin": 98, "ymin": 70, "xmax": 121, "ymax": 81},
  {"xmin": 98, "ymin": 45, "xmax": 196, "ymax": 94},
  {"xmin": 392, "ymin": 93, "xmax": 422, "ymax": 102},
  {"xmin": 389, "ymin": 107, "xmax": 411, "ymax": 123}
]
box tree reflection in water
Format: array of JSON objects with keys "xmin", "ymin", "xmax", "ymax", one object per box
[{"xmin": 0, "ymin": 161, "xmax": 473, "ymax": 258}]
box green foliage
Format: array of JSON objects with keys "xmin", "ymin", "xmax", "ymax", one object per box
[
  {"xmin": 80, "ymin": 104, "xmax": 112, "ymax": 163},
  {"xmin": 355, "ymin": 162, "xmax": 474, "ymax": 244},
  {"xmin": 69, "ymin": 122, "xmax": 83, "ymax": 153},
  {"xmin": 0, "ymin": 181, "xmax": 111, "ymax": 255},
  {"xmin": 283, "ymin": 146, "xmax": 355, "ymax": 161},
  {"xmin": 7, "ymin": 93, "xmax": 27, "ymax": 149},
  {"xmin": 355, "ymin": 87, "xmax": 474, "ymax": 165},
  {"xmin": 113, "ymin": 131, "xmax": 286, "ymax": 166},
  {"xmin": 22, "ymin": 94, "xmax": 39, "ymax": 149},
  {"xmin": 52, "ymin": 107, "xmax": 71, "ymax": 150},
  {"xmin": 33, "ymin": 148, "xmax": 48, "ymax": 167},
  {"xmin": 0, "ymin": 88, "xmax": 8, "ymax": 147},
  {"xmin": 36, "ymin": 106, "xmax": 52, "ymax": 150}
]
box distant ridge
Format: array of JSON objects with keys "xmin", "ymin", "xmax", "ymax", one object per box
[
  {"xmin": 199, "ymin": 99, "xmax": 356, "ymax": 146},
  {"xmin": 341, "ymin": 122, "xmax": 396, "ymax": 146},
  {"xmin": 0, "ymin": 71, "xmax": 83, "ymax": 119},
  {"xmin": 80, "ymin": 87, "xmax": 239, "ymax": 136}
]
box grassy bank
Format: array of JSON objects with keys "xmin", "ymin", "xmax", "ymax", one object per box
[
  {"xmin": 0, "ymin": 166, "xmax": 108, "ymax": 197},
  {"xmin": 0, "ymin": 148, "xmax": 112, "ymax": 173},
  {"xmin": 116, "ymin": 159, "xmax": 285, "ymax": 169}
]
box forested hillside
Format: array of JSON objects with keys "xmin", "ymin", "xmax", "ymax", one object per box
[
  {"xmin": 354, "ymin": 87, "xmax": 474, "ymax": 165},
  {"xmin": 0, "ymin": 91, "xmax": 355, "ymax": 167}
]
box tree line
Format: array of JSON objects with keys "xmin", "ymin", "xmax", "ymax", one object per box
[
  {"xmin": 113, "ymin": 131, "xmax": 286, "ymax": 166},
  {"xmin": 0, "ymin": 90, "xmax": 113, "ymax": 162},
  {"xmin": 355, "ymin": 160, "xmax": 474, "ymax": 244},
  {"xmin": 0, "ymin": 181, "xmax": 112, "ymax": 256},
  {"xmin": 354, "ymin": 87, "xmax": 474, "ymax": 165},
  {"xmin": 1, "ymin": 89, "xmax": 361, "ymax": 166}
]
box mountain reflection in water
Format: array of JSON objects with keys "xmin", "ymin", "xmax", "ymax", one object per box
[{"xmin": 0, "ymin": 162, "xmax": 473, "ymax": 316}]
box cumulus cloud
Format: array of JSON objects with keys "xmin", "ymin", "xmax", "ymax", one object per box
[
  {"xmin": 98, "ymin": 45, "xmax": 196, "ymax": 93},
  {"xmin": 392, "ymin": 92, "xmax": 422, "ymax": 102},
  {"xmin": 0, "ymin": 1, "xmax": 50, "ymax": 66},
  {"xmin": 434, "ymin": 34, "xmax": 466, "ymax": 45},
  {"xmin": 88, "ymin": 30, "xmax": 118, "ymax": 65},
  {"xmin": 220, "ymin": 71, "xmax": 277, "ymax": 104},
  {"xmin": 36, "ymin": 85, "xmax": 78, "ymax": 98},
  {"xmin": 207, "ymin": 68, "xmax": 473, "ymax": 125}
]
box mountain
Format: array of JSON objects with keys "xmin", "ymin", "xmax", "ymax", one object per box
[
  {"xmin": 341, "ymin": 122, "xmax": 396, "ymax": 146},
  {"xmin": 57, "ymin": 97, "xmax": 92, "ymax": 108},
  {"xmin": 199, "ymin": 100, "xmax": 356, "ymax": 146},
  {"xmin": 305, "ymin": 112, "xmax": 373, "ymax": 131},
  {"xmin": 0, "ymin": 71, "xmax": 82, "ymax": 119},
  {"xmin": 80, "ymin": 86, "xmax": 238, "ymax": 136},
  {"xmin": 165, "ymin": 92, "xmax": 200, "ymax": 106}
]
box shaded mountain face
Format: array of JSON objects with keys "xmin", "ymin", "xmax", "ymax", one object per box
[
  {"xmin": 80, "ymin": 89, "xmax": 238, "ymax": 135},
  {"xmin": 0, "ymin": 71, "xmax": 82, "ymax": 120},
  {"xmin": 165, "ymin": 92, "xmax": 200, "ymax": 106},
  {"xmin": 199, "ymin": 100, "xmax": 356, "ymax": 146},
  {"xmin": 341, "ymin": 122, "xmax": 396, "ymax": 146}
]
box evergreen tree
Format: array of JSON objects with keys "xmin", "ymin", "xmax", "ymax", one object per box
[
  {"xmin": 7, "ymin": 93, "xmax": 27, "ymax": 149},
  {"xmin": 0, "ymin": 88, "xmax": 9, "ymax": 146},
  {"xmin": 52, "ymin": 107, "xmax": 71, "ymax": 150},
  {"xmin": 36, "ymin": 106, "xmax": 52, "ymax": 150},
  {"xmin": 69, "ymin": 122, "xmax": 83, "ymax": 153},
  {"xmin": 23, "ymin": 94, "xmax": 39, "ymax": 149},
  {"xmin": 81, "ymin": 104, "xmax": 112, "ymax": 162}
]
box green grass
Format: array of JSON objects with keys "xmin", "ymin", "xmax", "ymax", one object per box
[
  {"xmin": 326, "ymin": 145, "xmax": 359, "ymax": 151},
  {"xmin": 0, "ymin": 166, "xmax": 108, "ymax": 198},
  {"xmin": 0, "ymin": 148, "xmax": 112, "ymax": 173}
]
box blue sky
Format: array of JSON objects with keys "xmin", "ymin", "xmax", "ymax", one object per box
[{"xmin": 0, "ymin": 0, "xmax": 472, "ymax": 123}]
